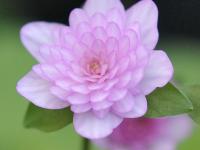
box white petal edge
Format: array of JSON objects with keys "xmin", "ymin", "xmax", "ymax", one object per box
[
  {"xmin": 69, "ymin": 8, "xmax": 89, "ymax": 28},
  {"xmin": 117, "ymin": 95, "xmax": 147, "ymax": 118},
  {"xmin": 126, "ymin": 0, "xmax": 159, "ymax": 50},
  {"xmin": 74, "ymin": 111, "xmax": 123, "ymax": 139},
  {"xmin": 20, "ymin": 22, "xmax": 66, "ymax": 63},
  {"xmin": 138, "ymin": 50, "xmax": 173, "ymax": 95},
  {"xmin": 16, "ymin": 71, "xmax": 69, "ymax": 109},
  {"xmin": 83, "ymin": 0, "xmax": 125, "ymax": 16}
]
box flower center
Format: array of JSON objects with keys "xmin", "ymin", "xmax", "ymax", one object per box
[{"xmin": 88, "ymin": 60, "xmax": 101, "ymax": 75}]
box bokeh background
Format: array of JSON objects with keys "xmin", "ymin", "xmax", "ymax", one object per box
[{"xmin": 0, "ymin": 0, "xmax": 200, "ymax": 149}]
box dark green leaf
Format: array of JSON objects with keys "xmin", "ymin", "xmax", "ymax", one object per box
[
  {"xmin": 145, "ymin": 83, "xmax": 193, "ymax": 118},
  {"xmin": 24, "ymin": 103, "xmax": 73, "ymax": 132},
  {"xmin": 183, "ymin": 85, "xmax": 200, "ymax": 124}
]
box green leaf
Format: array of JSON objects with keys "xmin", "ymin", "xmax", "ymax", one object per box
[
  {"xmin": 183, "ymin": 85, "xmax": 200, "ymax": 124},
  {"xmin": 24, "ymin": 103, "xmax": 73, "ymax": 132},
  {"xmin": 145, "ymin": 83, "xmax": 193, "ymax": 118}
]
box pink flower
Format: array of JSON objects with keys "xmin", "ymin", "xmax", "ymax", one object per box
[
  {"xmin": 95, "ymin": 115, "xmax": 193, "ymax": 150},
  {"xmin": 17, "ymin": 0, "xmax": 173, "ymax": 139}
]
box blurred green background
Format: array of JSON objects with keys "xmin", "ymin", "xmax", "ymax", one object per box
[{"xmin": 1, "ymin": 0, "xmax": 200, "ymax": 150}]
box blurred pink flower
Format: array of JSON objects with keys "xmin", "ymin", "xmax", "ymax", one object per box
[
  {"xmin": 95, "ymin": 115, "xmax": 193, "ymax": 150},
  {"xmin": 17, "ymin": 0, "xmax": 173, "ymax": 139}
]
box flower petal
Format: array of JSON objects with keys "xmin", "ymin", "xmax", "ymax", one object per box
[
  {"xmin": 90, "ymin": 91, "xmax": 109, "ymax": 102},
  {"xmin": 33, "ymin": 64, "xmax": 63, "ymax": 81},
  {"xmin": 138, "ymin": 51, "xmax": 173, "ymax": 95},
  {"xmin": 116, "ymin": 72, "xmax": 132, "ymax": 88},
  {"xmin": 108, "ymin": 89, "xmax": 127, "ymax": 102},
  {"xmin": 126, "ymin": 0, "xmax": 158, "ymax": 50},
  {"xmin": 76, "ymin": 22, "xmax": 92, "ymax": 38},
  {"xmin": 106, "ymin": 22, "xmax": 121, "ymax": 39},
  {"xmin": 93, "ymin": 108, "xmax": 110, "ymax": 118},
  {"xmin": 74, "ymin": 111, "xmax": 122, "ymax": 139},
  {"xmin": 107, "ymin": 8, "xmax": 125, "ymax": 30},
  {"xmin": 92, "ymin": 101, "xmax": 113, "ymax": 111},
  {"xmin": 93, "ymin": 27, "xmax": 107, "ymax": 42},
  {"xmin": 71, "ymin": 84, "xmax": 90, "ymax": 94},
  {"xmin": 67, "ymin": 93, "xmax": 89, "ymax": 105},
  {"xmin": 112, "ymin": 93, "xmax": 134, "ymax": 113},
  {"xmin": 38, "ymin": 45, "xmax": 63, "ymax": 63},
  {"xmin": 71, "ymin": 103, "xmax": 91, "ymax": 113},
  {"xmin": 80, "ymin": 32, "xmax": 95, "ymax": 48},
  {"xmin": 91, "ymin": 13, "xmax": 106, "ymax": 28},
  {"xmin": 135, "ymin": 45, "xmax": 150, "ymax": 68},
  {"xmin": 16, "ymin": 71, "xmax": 69, "ymax": 109},
  {"xmin": 69, "ymin": 8, "xmax": 89, "ymax": 28},
  {"xmin": 118, "ymin": 95, "xmax": 147, "ymax": 118},
  {"xmin": 20, "ymin": 22, "xmax": 65, "ymax": 62},
  {"xmin": 83, "ymin": 0, "xmax": 124, "ymax": 16},
  {"xmin": 50, "ymin": 86, "xmax": 69, "ymax": 101}
]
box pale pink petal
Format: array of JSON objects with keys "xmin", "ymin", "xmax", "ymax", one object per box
[
  {"xmin": 138, "ymin": 51, "xmax": 173, "ymax": 95},
  {"xmin": 39, "ymin": 45, "xmax": 62, "ymax": 63},
  {"xmin": 50, "ymin": 86, "xmax": 69, "ymax": 101},
  {"xmin": 125, "ymin": 29, "xmax": 138, "ymax": 50},
  {"xmin": 107, "ymin": 8, "xmax": 125, "ymax": 30},
  {"xmin": 72, "ymin": 42, "xmax": 89, "ymax": 59},
  {"xmin": 83, "ymin": 0, "xmax": 125, "ymax": 16},
  {"xmin": 93, "ymin": 27, "xmax": 107, "ymax": 42},
  {"xmin": 112, "ymin": 93, "xmax": 134, "ymax": 113},
  {"xmin": 117, "ymin": 57, "xmax": 129, "ymax": 74},
  {"xmin": 67, "ymin": 93, "xmax": 89, "ymax": 105},
  {"xmin": 108, "ymin": 89, "xmax": 127, "ymax": 102},
  {"xmin": 76, "ymin": 22, "xmax": 91, "ymax": 38},
  {"xmin": 59, "ymin": 27, "xmax": 77, "ymax": 49},
  {"xmin": 126, "ymin": 0, "xmax": 158, "ymax": 50},
  {"xmin": 91, "ymin": 39, "xmax": 105, "ymax": 54},
  {"xmin": 118, "ymin": 95, "xmax": 147, "ymax": 118},
  {"xmin": 66, "ymin": 70, "xmax": 85, "ymax": 83},
  {"xmin": 56, "ymin": 79, "xmax": 74, "ymax": 91},
  {"xmin": 91, "ymin": 13, "xmax": 106, "ymax": 28},
  {"xmin": 92, "ymin": 101, "xmax": 113, "ymax": 111},
  {"xmin": 93, "ymin": 108, "xmax": 110, "ymax": 118},
  {"xmin": 80, "ymin": 32, "xmax": 95, "ymax": 47},
  {"xmin": 16, "ymin": 71, "xmax": 69, "ymax": 109},
  {"xmin": 118, "ymin": 36, "xmax": 130, "ymax": 57},
  {"xmin": 106, "ymin": 37, "xmax": 118, "ymax": 51},
  {"xmin": 69, "ymin": 8, "xmax": 89, "ymax": 28},
  {"xmin": 71, "ymin": 103, "xmax": 91, "ymax": 113},
  {"xmin": 33, "ymin": 64, "xmax": 63, "ymax": 81},
  {"xmin": 128, "ymin": 68, "xmax": 144, "ymax": 91},
  {"xmin": 106, "ymin": 22, "xmax": 121, "ymax": 39},
  {"xmin": 20, "ymin": 22, "xmax": 65, "ymax": 63},
  {"xmin": 103, "ymin": 79, "xmax": 119, "ymax": 91},
  {"xmin": 90, "ymin": 91, "xmax": 109, "ymax": 102},
  {"xmin": 88, "ymin": 83, "xmax": 104, "ymax": 90},
  {"xmin": 135, "ymin": 45, "xmax": 150, "ymax": 67},
  {"xmin": 107, "ymin": 66, "xmax": 118, "ymax": 80},
  {"xmin": 74, "ymin": 111, "xmax": 123, "ymax": 139},
  {"xmin": 54, "ymin": 63, "xmax": 70, "ymax": 76},
  {"xmin": 116, "ymin": 72, "xmax": 132, "ymax": 88},
  {"xmin": 71, "ymin": 84, "xmax": 90, "ymax": 94},
  {"xmin": 40, "ymin": 46, "xmax": 73, "ymax": 68}
]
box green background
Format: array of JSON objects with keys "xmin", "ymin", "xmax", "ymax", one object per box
[{"xmin": 0, "ymin": 19, "xmax": 200, "ymax": 150}]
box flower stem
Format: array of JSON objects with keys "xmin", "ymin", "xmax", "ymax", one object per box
[{"xmin": 82, "ymin": 138, "xmax": 90, "ymax": 150}]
